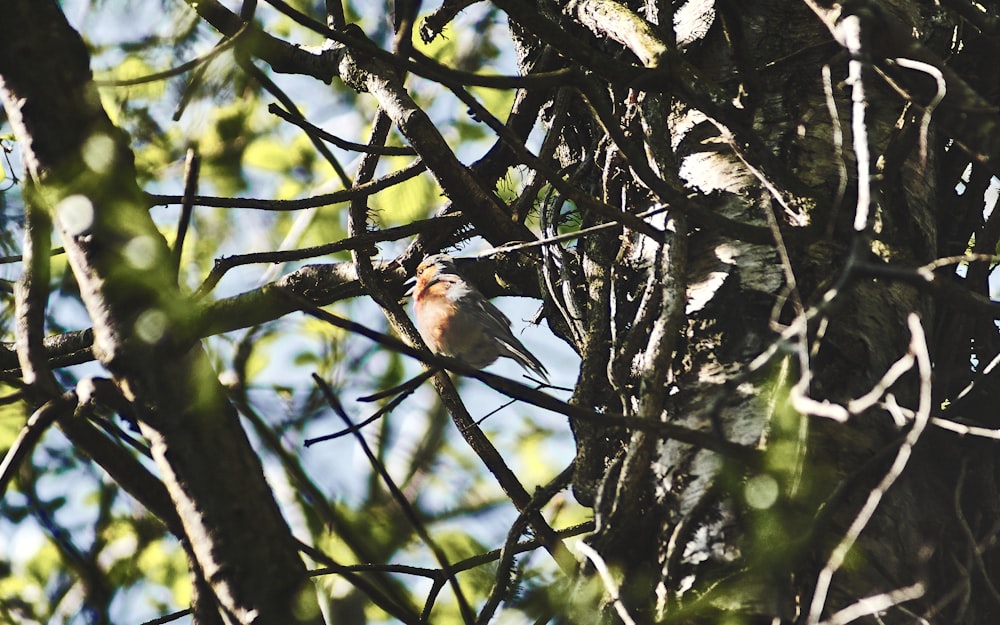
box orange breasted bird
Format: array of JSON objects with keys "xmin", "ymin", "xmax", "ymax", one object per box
[{"xmin": 407, "ymin": 254, "xmax": 548, "ymax": 381}]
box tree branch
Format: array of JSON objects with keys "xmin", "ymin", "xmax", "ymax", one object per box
[{"xmin": 0, "ymin": 3, "xmax": 321, "ymax": 621}]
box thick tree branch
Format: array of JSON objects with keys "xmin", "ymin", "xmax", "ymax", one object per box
[
  {"xmin": 0, "ymin": 256, "xmax": 547, "ymax": 376},
  {"xmin": 563, "ymin": 0, "xmax": 670, "ymax": 68}
]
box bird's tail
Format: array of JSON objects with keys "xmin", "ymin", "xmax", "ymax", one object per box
[{"xmin": 499, "ymin": 339, "xmax": 549, "ymax": 382}]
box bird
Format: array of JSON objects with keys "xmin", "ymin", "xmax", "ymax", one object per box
[{"xmin": 407, "ymin": 254, "xmax": 549, "ymax": 381}]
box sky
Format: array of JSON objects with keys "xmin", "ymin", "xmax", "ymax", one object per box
[{"xmin": 1, "ymin": 3, "xmax": 585, "ymax": 623}]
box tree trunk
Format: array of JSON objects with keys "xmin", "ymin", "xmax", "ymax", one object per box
[
  {"xmin": 506, "ymin": 1, "xmax": 1000, "ymax": 623},
  {"xmin": 6, "ymin": 0, "xmax": 1000, "ymax": 622}
]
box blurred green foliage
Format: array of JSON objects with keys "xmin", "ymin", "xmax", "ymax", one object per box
[{"xmin": 0, "ymin": 2, "xmax": 581, "ymax": 624}]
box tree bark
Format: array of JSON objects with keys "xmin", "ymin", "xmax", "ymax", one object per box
[
  {"xmin": 505, "ymin": 0, "xmax": 1000, "ymax": 623},
  {"xmin": 7, "ymin": 0, "xmax": 1000, "ymax": 622}
]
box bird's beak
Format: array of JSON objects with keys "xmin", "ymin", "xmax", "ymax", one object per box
[{"xmin": 403, "ymin": 276, "xmax": 417, "ymax": 298}]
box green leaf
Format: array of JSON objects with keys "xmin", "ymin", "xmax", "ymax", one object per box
[{"xmin": 370, "ymin": 162, "xmax": 439, "ymax": 226}]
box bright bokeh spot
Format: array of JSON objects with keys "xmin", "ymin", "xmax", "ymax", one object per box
[
  {"xmin": 134, "ymin": 308, "xmax": 168, "ymax": 344},
  {"xmin": 123, "ymin": 234, "xmax": 160, "ymax": 270},
  {"xmin": 55, "ymin": 194, "xmax": 95, "ymax": 236},
  {"xmin": 82, "ymin": 132, "xmax": 116, "ymax": 173},
  {"xmin": 745, "ymin": 474, "xmax": 780, "ymax": 510}
]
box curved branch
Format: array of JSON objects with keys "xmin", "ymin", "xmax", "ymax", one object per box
[{"xmin": 0, "ymin": 3, "xmax": 322, "ymax": 621}]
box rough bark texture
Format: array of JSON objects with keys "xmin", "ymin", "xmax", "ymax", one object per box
[
  {"xmin": 6, "ymin": 0, "xmax": 1000, "ymax": 622},
  {"xmin": 0, "ymin": 2, "xmax": 321, "ymax": 623},
  {"xmin": 507, "ymin": 0, "xmax": 1000, "ymax": 623}
]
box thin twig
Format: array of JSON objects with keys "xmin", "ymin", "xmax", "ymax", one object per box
[
  {"xmin": 469, "ymin": 206, "xmax": 671, "ymax": 260},
  {"xmin": 435, "ymin": 72, "xmax": 666, "ymax": 242},
  {"xmin": 268, "ymin": 103, "xmax": 416, "ymax": 155},
  {"xmin": 236, "ymin": 54, "xmax": 351, "ymax": 186},
  {"xmin": 891, "ymin": 57, "xmax": 946, "ymax": 167},
  {"xmin": 312, "ymin": 374, "xmax": 477, "ymax": 625},
  {"xmin": 951, "ymin": 459, "xmax": 1000, "ymax": 606},
  {"xmin": 296, "ymin": 540, "xmax": 423, "ymax": 624},
  {"xmin": 15, "ymin": 186, "xmax": 57, "ymax": 393},
  {"xmin": 95, "ymin": 24, "xmax": 249, "ymax": 87},
  {"xmin": 843, "ymin": 15, "xmax": 873, "ymax": 232},
  {"xmin": 172, "ymin": 148, "xmax": 200, "ymax": 280},
  {"xmin": 577, "ymin": 542, "xmax": 637, "ymax": 625},
  {"xmin": 137, "ymin": 608, "xmax": 192, "ymax": 625},
  {"xmin": 309, "ymin": 560, "xmax": 439, "ymax": 578},
  {"xmin": 929, "ymin": 416, "xmax": 1000, "ymax": 439},
  {"xmin": 289, "ymin": 294, "xmax": 760, "ymax": 463},
  {"xmin": 305, "ymin": 370, "xmax": 436, "ymax": 446},
  {"xmin": 818, "ymin": 583, "xmax": 925, "ymax": 625},
  {"xmin": 806, "ymin": 314, "xmax": 932, "ymax": 624},
  {"xmin": 0, "ymin": 392, "xmax": 76, "ymax": 498},
  {"xmin": 192, "ymin": 210, "xmax": 443, "ymax": 297},
  {"xmin": 0, "ymin": 247, "xmax": 65, "ymax": 265},
  {"xmin": 846, "ymin": 350, "xmax": 916, "ymax": 414},
  {"xmin": 147, "ymin": 157, "xmax": 426, "ymax": 211},
  {"xmin": 822, "ymin": 63, "xmax": 847, "ymax": 238},
  {"xmin": 449, "ymin": 521, "xmax": 594, "ymax": 574},
  {"xmin": 356, "ymin": 367, "xmax": 439, "ymax": 403},
  {"xmin": 476, "ymin": 464, "xmax": 575, "ymax": 624}
]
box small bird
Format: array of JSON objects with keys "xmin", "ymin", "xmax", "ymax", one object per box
[{"xmin": 408, "ymin": 254, "xmax": 549, "ymax": 381}]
